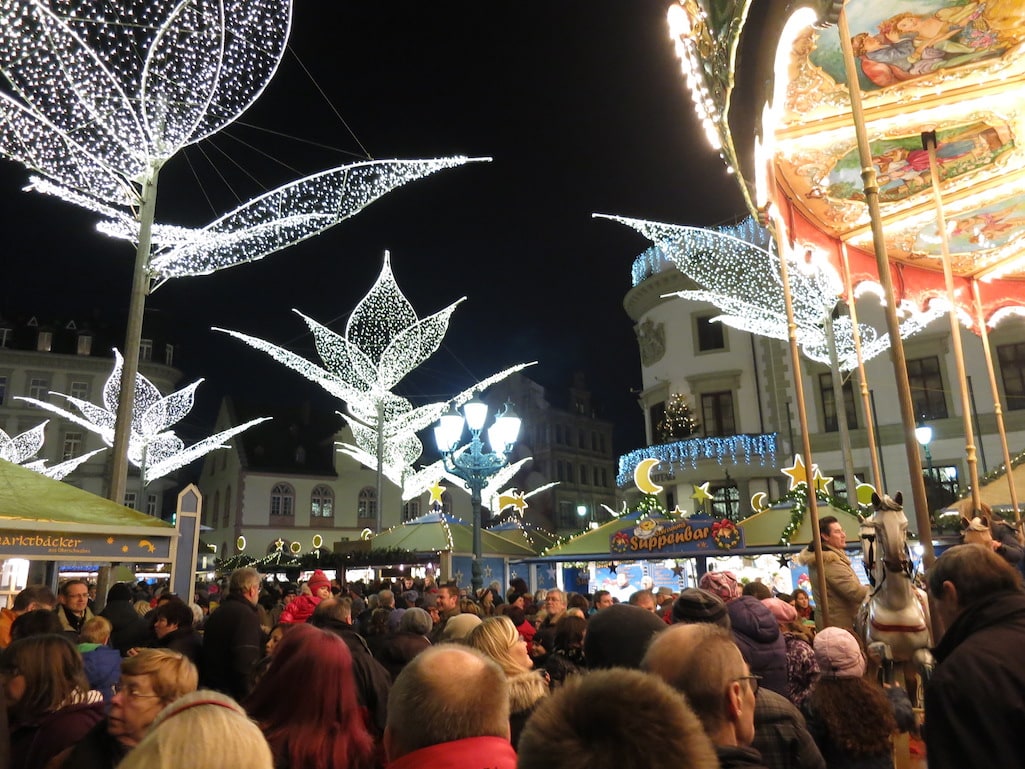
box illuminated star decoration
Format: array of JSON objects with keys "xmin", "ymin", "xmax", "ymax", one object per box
[
  {"xmin": 17, "ymin": 349, "xmax": 268, "ymax": 484},
  {"xmin": 218, "ymin": 252, "xmax": 531, "ymax": 500},
  {"xmin": 811, "ymin": 466, "xmax": 834, "ymax": 494},
  {"xmin": 0, "ymin": 422, "xmax": 104, "ymax": 480},
  {"xmin": 597, "ymin": 215, "xmax": 945, "ymax": 371},
  {"xmin": 497, "ymin": 490, "xmax": 529, "ymax": 516},
  {"xmin": 692, "ymin": 482, "xmax": 713, "ymax": 503},
  {"xmin": 428, "ymin": 481, "xmax": 446, "ymax": 508},
  {"xmin": 781, "ymin": 454, "xmax": 811, "ymax": 491}
]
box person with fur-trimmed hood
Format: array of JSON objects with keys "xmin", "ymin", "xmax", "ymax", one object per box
[{"xmin": 794, "ymin": 516, "xmax": 868, "ymax": 632}]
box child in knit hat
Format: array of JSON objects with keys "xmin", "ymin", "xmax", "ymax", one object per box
[{"xmin": 278, "ymin": 570, "xmax": 331, "ymax": 624}]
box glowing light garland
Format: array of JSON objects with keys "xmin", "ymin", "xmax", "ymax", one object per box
[
  {"xmin": 0, "ymin": 422, "xmax": 104, "ymax": 480},
  {"xmin": 617, "ymin": 434, "xmax": 779, "ymax": 488},
  {"xmin": 218, "ymin": 253, "xmax": 532, "ymax": 499},
  {"xmin": 16, "ymin": 349, "xmax": 268, "ymax": 484},
  {"xmin": 602, "ymin": 214, "xmax": 944, "ymax": 371}
]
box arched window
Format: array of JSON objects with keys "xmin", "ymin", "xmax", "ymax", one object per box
[
  {"xmin": 271, "ymin": 483, "xmax": 295, "ymax": 519},
  {"xmin": 223, "ymin": 485, "xmax": 232, "ymax": 528},
  {"xmin": 441, "ymin": 491, "xmax": 453, "ymax": 515},
  {"xmin": 311, "ymin": 485, "xmax": 334, "ymax": 519},
  {"xmin": 357, "ymin": 487, "xmax": 377, "ymax": 525}
]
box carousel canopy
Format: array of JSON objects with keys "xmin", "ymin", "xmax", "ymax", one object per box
[
  {"xmin": 740, "ymin": 502, "xmax": 864, "ymax": 547},
  {"xmin": 370, "ymin": 512, "xmax": 536, "ymax": 558},
  {"xmin": 669, "ymin": 0, "xmax": 1025, "ymax": 325}
]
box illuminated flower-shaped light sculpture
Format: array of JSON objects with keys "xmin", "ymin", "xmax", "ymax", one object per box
[
  {"xmin": 0, "ymin": 422, "xmax": 104, "ymax": 480},
  {"xmin": 17, "ymin": 350, "xmax": 269, "ymax": 484},
  {"xmin": 218, "ymin": 252, "xmax": 532, "ymax": 498},
  {"xmin": 0, "ymin": 0, "xmax": 483, "ymax": 501},
  {"xmin": 599, "ymin": 213, "xmax": 944, "ymax": 371}
]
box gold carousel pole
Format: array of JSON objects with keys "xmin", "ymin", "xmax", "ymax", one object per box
[
  {"xmin": 922, "ymin": 131, "xmax": 982, "ymax": 512},
  {"xmin": 971, "ymin": 278, "xmax": 1020, "ymax": 522},
  {"xmin": 839, "ymin": 241, "xmax": 884, "ymax": 491},
  {"xmin": 766, "ymin": 208, "xmax": 830, "ymax": 627},
  {"xmin": 837, "ymin": 8, "xmax": 935, "ymax": 566}
]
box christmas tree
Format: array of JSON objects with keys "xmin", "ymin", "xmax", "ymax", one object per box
[{"xmin": 657, "ymin": 393, "xmax": 700, "ymax": 442}]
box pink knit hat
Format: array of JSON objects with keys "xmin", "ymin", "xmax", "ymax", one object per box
[
  {"xmin": 698, "ymin": 571, "xmax": 741, "ymax": 603},
  {"xmin": 307, "ymin": 570, "xmax": 331, "ymax": 595},
  {"xmin": 814, "ymin": 627, "xmax": 866, "ymax": 678},
  {"xmin": 762, "ymin": 597, "xmax": 798, "ymax": 624}
]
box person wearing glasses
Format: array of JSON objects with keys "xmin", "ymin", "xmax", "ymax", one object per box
[
  {"xmin": 55, "ymin": 580, "xmax": 94, "ymax": 638},
  {"xmin": 54, "ymin": 648, "xmax": 198, "ymax": 769},
  {"xmin": 643, "ymin": 623, "xmax": 771, "ymax": 769}
]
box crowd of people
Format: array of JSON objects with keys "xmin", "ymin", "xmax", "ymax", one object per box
[{"xmin": 1, "ymin": 537, "xmax": 1024, "ymax": 769}]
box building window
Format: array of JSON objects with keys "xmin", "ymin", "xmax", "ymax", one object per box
[
  {"xmin": 357, "ymin": 487, "xmax": 377, "ymax": 524},
  {"xmin": 62, "ymin": 431, "xmax": 83, "ymax": 461},
  {"xmin": 311, "ymin": 485, "xmax": 334, "ymax": 518},
  {"xmin": 907, "ymin": 356, "xmax": 947, "ymax": 420},
  {"xmin": 711, "ymin": 483, "xmax": 741, "ymax": 521},
  {"xmin": 695, "ymin": 314, "xmax": 726, "ymax": 351},
  {"xmin": 70, "ymin": 381, "xmax": 89, "ymax": 401},
  {"xmin": 555, "ymin": 425, "xmax": 564, "ymax": 445},
  {"xmin": 557, "ymin": 500, "xmax": 576, "ymax": 530},
  {"xmin": 213, "ymin": 491, "xmax": 220, "ymax": 528},
  {"xmin": 0, "ymin": 376, "xmax": 6, "ymax": 406},
  {"xmin": 36, "ymin": 331, "xmax": 52, "ymax": 352},
  {"xmin": 593, "ymin": 467, "xmax": 600, "ymax": 486},
  {"xmin": 441, "ymin": 491, "xmax": 453, "ymax": 516},
  {"xmin": 123, "ymin": 492, "xmax": 136, "ymax": 510},
  {"xmin": 28, "ymin": 377, "xmax": 48, "ymax": 401},
  {"xmin": 0, "ymin": 328, "xmax": 10, "ymax": 348},
  {"xmin": 165, "ymin": 344, "xmax": 174, "ymax": 367},
  {"xmin": 819, "ymin": 373, "xmax": 858, "ymax": 432},
  {"xmin": 403, "ymin": 500, "xmax": 420, "ymax": 521},
  {"xmin": 146, "ymin": 494, "xmax": 157, "ymax": 516},
  {"xmin": 270, "ymin": 483, "xmax": 295, "ymax": 518},
  {"xmin": 223, "ymin": 486, "xmax": 231, "ymax": 528},
  {"xmin": 77, "ymin": 334, "xmax": 92, "ymax": 356},
  {"xmin": 998, "ymin": 342, "xmax": 1025, "ymax": 411},
  {"xmin": 139, "ymin": 339, "xmax": 153, "ymax": 361},
  {"xmin": 599, "ymin": 433, "xmax": 606, "ymax": 453},
  {"xmin": 557, "ymin": 460, "xmax": 565, "ymax": 482},
  {"xmin": 600, "ymin": 467, "xmax": 608, "ymax": 487},
  {"xmin": 925, "ymin": 465, "xmax": 959, "ymax": 511},
  {"xmin": 701, "ymin": 391, "xmax": 736, "ymax": 436},
  {"xmin": 580, "ymin": 464, "xmax": 588, "ymax": 485}
]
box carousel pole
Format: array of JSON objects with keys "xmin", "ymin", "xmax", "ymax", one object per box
[
  {"xmin": 837, "ymin": 8, "xmax": 935, "ymax": 566},
  {"xmin": 839, "ymin": 242, "xmax": 884, "ymax": 491},
  {"xmin": 922, "ymin": 131, "xmax": 982, "ymax": 512},
  {"xmin": 765, "ymin": 208, "xmax": 831, "ymax": 627},
  {"xmin": 971, "ymin": 278, "xmax": 1020, "ymax": 522}
]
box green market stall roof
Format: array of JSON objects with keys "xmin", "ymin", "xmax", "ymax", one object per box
[
  {"xmin": 370, "ymin": 513, "xmax": 536, "ymax": 558},
  {"xmin": 739, "ymin": 503, "xmax": 865, "ymax": 548},
  {"xmin": 0, "ymin": 458, "xmax": 174, "ymax": 561},
  {"xmin": 487, "ymin": 518, "xmax": 563, "ymax": 556}
]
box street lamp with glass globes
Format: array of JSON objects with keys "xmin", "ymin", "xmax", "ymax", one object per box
[
  {"xmin": 434, "ymin": 396, "xmax": 521, "ymax": 595},
  {"xmin": 914, "ymin": 421, "xmax": 934, "ymax": 481}
]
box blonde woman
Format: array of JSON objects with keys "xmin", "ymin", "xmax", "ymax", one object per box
[
  {"xmin": 119, "ymin": 690, "xmax": 273, "ymax": 769},
  {"xmin": 465, "ymin": 616, "xmax": 549, "ymax": 747}
]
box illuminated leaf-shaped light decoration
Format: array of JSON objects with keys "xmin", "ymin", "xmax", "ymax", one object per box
[
  {"xmin": 0, "ymin": 421, "xmax": 105, "ymax": 480},
  {"xmin": 220, "ymin": 253, "xmax": 534, "ymax": 498},
  {"xmin": 598, "ymin": 214, "xmax": 944, "ymax": 370},
  {"xmin": 16, "ymin": 350, "xmax": 269, "ymax": 484}
]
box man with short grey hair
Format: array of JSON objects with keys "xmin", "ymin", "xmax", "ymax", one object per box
[
  {"xmin": 200, "ymin": 567, "xmax": 263, "ymax": 700},
  {"xmin": 384, "ymin": 644, "xmax": 515, "ymax": 769}
]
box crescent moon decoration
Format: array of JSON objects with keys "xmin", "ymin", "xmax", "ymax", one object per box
[
  {"xmin": 312, "ymin": 535, "xmax": 323, "ymax": 549},
  {"xmin": 236, "ymin": 535, "xmax": 247, "ymax": 552},
  {"xmin": 360, "ymin": 528, "xmax": 374, "ymax": 541},
  {"xmin": 750, "ymin": 492, "xmax": 769, "ymax": 512},
  {"xmin": 634, "ymin": 458, "xmax": 664, "ymax": 495}
]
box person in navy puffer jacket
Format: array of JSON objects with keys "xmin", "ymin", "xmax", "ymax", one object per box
[{"xmin": 727, "ymin": 595, "xmax": 788, "ymax": 697}]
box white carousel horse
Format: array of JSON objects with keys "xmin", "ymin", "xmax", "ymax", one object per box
[{"xmin": 856, "ymin": 492, "xmax": 933, "ymax": 695}]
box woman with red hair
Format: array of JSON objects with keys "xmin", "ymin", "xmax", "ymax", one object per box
[{"xmin": 245, "ymin": 624, "xmax": 376, "ymax": 769}]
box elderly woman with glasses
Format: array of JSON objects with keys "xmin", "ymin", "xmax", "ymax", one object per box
[
  {"xmin": 2, "ymin": 634, "xmax": 105, "ymax": 769},
  {"xmin": 54, "ymin": 648, "xmax": 197, "ymax": 769}
]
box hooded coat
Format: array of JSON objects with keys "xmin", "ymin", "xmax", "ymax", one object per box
[{"xmin": 727, "ymin": 596, "xmax": 788, "ymax": 697}]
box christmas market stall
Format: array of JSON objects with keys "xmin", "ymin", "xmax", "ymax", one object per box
[
  {"xmin": 368, "ymin": 512, "xmax": 536, "ymax": 592},
  {"xmin": 0, "ymin": 458, "xmax": 176, "ymax": 605}
]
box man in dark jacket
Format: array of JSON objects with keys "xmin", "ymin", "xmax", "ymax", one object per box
[
  {"xmin": 311, "ymin": 596, "xmax": 392, "ymax": 735},
  {"xmin": 100, "ymin": 583, "xmax": 150, "ymax": 656},
  {"xmin": 200, "ymin": 567, "xmax": 263, "ymax": 701},
  {"xmin": 924, "ymin": 544, "xmax": 1025, "ymax": 769}
]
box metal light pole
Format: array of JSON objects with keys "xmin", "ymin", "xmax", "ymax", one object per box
[{"xmin": 434, "ymin": 396, "xmax": 521, "ymax": 595}]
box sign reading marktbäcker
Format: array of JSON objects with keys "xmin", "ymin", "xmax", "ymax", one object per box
[{"xmin": 0, "ymin": 531, "xmax": 171, "ymax": 559}]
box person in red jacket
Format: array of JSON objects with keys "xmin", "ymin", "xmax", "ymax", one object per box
[{"xmin": 279, "ymin": 570, "xmax": 331, "ymax": 624}]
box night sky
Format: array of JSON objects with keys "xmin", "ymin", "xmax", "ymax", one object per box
[{"xmin": 0, "ymin": 1, "xmax": 748, "ymax": 457}]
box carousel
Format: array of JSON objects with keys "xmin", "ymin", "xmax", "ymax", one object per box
[{"xmin": 666, "ymin": 0, "xmax": 1025, "ymax": 632}]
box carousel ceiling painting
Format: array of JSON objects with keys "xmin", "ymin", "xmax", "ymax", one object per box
[{"xmin": 669, "ymin": 0, "xmax": 1025, "ymax": 325}]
